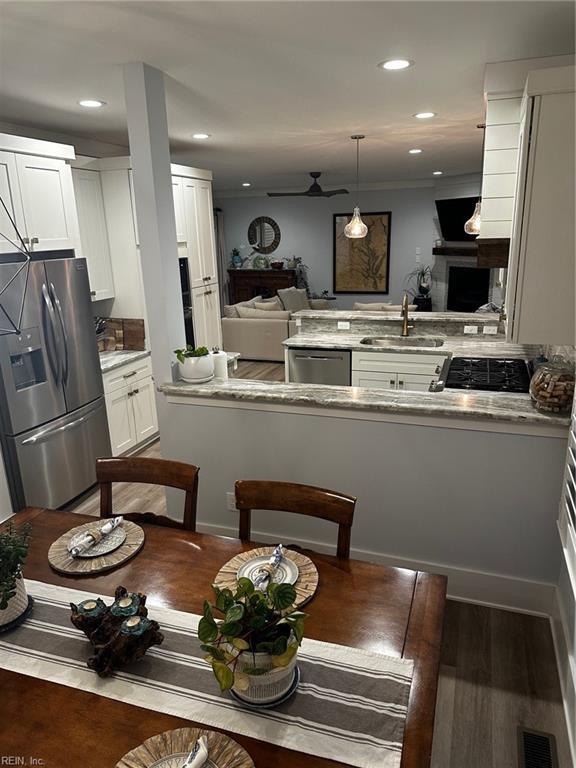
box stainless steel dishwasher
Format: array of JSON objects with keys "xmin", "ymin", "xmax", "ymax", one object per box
[{"xmin": 287, "ymin": 349, "xmax": 351, "ymax": 386}]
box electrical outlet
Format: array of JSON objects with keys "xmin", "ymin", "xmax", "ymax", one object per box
[
  {"xmin": 464, "ymin": 325, "xmax": 478, "ymax": 334},
  {"xmin": 483, "ymin": 325, "xmax": 498, "ymax": 335},
  {"xmin": 337, "ymin": 321, "xmax": 351, "ymax": 330},
  {"xmin": 295, "ymin": 318, "xmax": 302, "ymax": 327},
  {"xmin": 226, "ymin": 492, "xmax": 237, "ymax": 511}
]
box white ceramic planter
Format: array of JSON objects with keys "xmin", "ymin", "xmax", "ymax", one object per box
[
  {"xmin": 230, "ymin": 643, "xmax": 298, "ymax": 704},
  {"xmin": 179, "ymin": 354, "xmax": 214, "ymax": 383},
  {"xmin": 0, "ymin": 578, "xmax": 28, "ymax": 627}
]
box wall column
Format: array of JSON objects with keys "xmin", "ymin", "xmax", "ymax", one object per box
[{"xmin": 123, "ymin": 62, "xmax": 185, "ymax": 386}]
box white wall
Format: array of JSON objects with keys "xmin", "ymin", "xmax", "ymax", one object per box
[{"xmin": 216, "ymin": 186, "xmax": 439, "ymax": 308}]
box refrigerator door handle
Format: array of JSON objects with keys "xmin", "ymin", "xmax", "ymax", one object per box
[
  {"xmin": 50, "ymin": 283, "xmax": 69, "ymax": 384},
  {"xmin": 21, "ymin": 401, "xmax": 103, "ymax": 446},
  {"xmin": 41, "ymin": 282, "xmax": 61, "ymax": 384}
]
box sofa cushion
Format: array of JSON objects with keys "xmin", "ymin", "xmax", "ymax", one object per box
[
  {"xmin": 254, "ymin": 297, "xmax": 284, "ymax": 311},
  {"xmin": 353, "ymin": 301, "xmax": 416, "ymax": 311},
  {"xmin": 309, "ymin": 298, "xmax": 330, "ymax": 310},
  {"xmin": 223, "ymin": 295, "xmax": 263, "ymax": 318},
  {"xmin": 278, "ymin": 287, "xmax": 310, "ymax": 311},
  {"xmin": 237, "ymin": 306, "xmax": 291, "ymax": 320}
]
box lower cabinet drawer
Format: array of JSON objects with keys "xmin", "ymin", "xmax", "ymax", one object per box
[
  {"xmin": 103, "ymin": 357, "xmax": 153, "ymax": 394},
  {"xmin": 396, "ymin": 373, "xmax": 438, "ymax": 392},
  {"xmin": 352, "ymin": 350, "xmax": 447, "ymax": 375},
  {"xmin": 351, "ymin": 371, "xmax": 397, "ymax": 390}
]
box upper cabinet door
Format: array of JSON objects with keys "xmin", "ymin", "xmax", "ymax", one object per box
[
  {"xmin": 0, "ymin": 151, "xmax": 27, "ymax": 253},
  {"xmin": 72, "ymin": 168, "xmax": 115, "ymax": 301},
  {"xmin": 172, "ymin": 177, "xmax": 187, "ymax": 243},
  {"xmin": 15, "ymin": 154, "xmax": 80, "ymax": 253},
  {"xmin": 195, "ymin": 181, "xmax": 218, "ymax": 285},
  {"xmin": 182, "ymin": 178, "xmax": 205, "ymax": 289}
]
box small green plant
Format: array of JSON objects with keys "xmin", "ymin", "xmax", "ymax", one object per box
[
  {"xmin": 174, "ymin": 345, "xmax": 210, "ymax": 364},
  {"xmin": 199, "ymin": 578, "xmax": 307, "ymax": 692},
  {"xmin": 0, "ymin": 522, "xmax": 31, "ymax": 610}
]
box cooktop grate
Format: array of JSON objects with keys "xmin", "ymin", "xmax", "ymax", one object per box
[{"xmin": 445, "ymin": 357, "xmax": 531, "ymax": 393}]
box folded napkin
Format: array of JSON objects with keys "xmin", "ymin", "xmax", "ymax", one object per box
[
  {"xmin": 68, "ymin": 517, "xmax": 124, "ymax": 558},
  {"xmin": 182, "ymin": 735, "xmax": 209, "ymax": 767}
]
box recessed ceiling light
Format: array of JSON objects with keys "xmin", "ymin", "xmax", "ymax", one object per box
[
  {"xmin": 79, "ymin": 99, "xmax": 106, "ymax": 108},
  {"xmin": 378, "ymin": 59, "xmax": 413, "ymax": 71},
  {"xmin": 433, "ymin": 171, "xmax": 443, "ymax": 176},
  {"xmin": 414, "ymin": 112, "xmax": 436, "ymax": 119},
  {"xmin": 242, "ymin": 182, "xmax": 251, "ymax": 187},
  {"xmin": 409, "ymin": 148, "xmax": 423, "ymax": 154},
  {"xmin": 192, "ymin": 133, "xmax": 210, "ymax": 140}
]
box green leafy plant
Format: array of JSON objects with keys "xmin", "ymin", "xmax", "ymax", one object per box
[
  {"xmin": 404, "ymin": 264, "xmax": 433, "ymax": 297},
  {"xmin": 0, "ymin": 522, "xmax": 31, "ymax": 610},
  {"xmin": 174, "ymin": 345, "xmax": 210, "ymax": 364},
  {"xmin": 199, "ymin": 578, "xmax": 307, "ymax": 692}
]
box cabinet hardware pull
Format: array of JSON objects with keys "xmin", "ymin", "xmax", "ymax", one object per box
[
  {"xmin": 429, "ymin": 379, "xmax": 437, "ymax": 391},
  {"xmin": 90, "ymin": 290, "xmax": 96, "ymax": 296},
  {"xmin": 204, "ymin": 290, "xmax": 213, "ymax": 295},
  {"xmin": 30, "ymin": 236, "xmax": 39, "ymax": 245},
  {"xmin": 390, "ymin": 380, "xmax": 395, "ymax": 386},
  {"xmin": 435, "ymin": 365, "xmax": 441, "ymax": 374},
  {"xmin": 132, "ymin": 388, "xmax": 139, "ymax": 394},
  {"xmin": 123, "ymin": 371, "xmax": 137, "ymax": 378},
  {"xmin": 22, "ymin": 237, "xmax": 30, "ymax": 245},
  {"xmin": 398, "ymin": 380, "xmax": 404, "ymax": 387}
]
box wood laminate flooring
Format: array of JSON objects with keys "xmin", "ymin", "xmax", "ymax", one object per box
[
  {"xmin": 233, "ymin": 360, "xmax": 285, "ymax": 381},
  {"xmin": 68, "ymin": 439, "xmax": 571, "ymax": 766}
]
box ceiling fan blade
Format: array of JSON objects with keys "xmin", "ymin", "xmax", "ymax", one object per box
[
  {"xmin": 267, "ymin": 191, "xmax": 309, "ymax": 197},
  {"xmin": 320, "ymin": 189, "xmax": 349, "ymax": 197}
]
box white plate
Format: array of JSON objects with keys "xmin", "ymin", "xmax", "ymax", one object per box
[
  {"xmin": 68, "ymin": 526, "xmax": 127, "ymax": 558},
  {"xmin": 180, "ymin": 374, "xmax": 214, "ymax": 384},
  {"xmin": 237, "ymin": 553, "xmax": 299, "ymax": 586}
]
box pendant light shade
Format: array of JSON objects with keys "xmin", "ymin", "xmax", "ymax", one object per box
[
  {"xmin": 344, "ymin": 206, "xmax": 368, "ymax": 238},
  {"xmin": 345, "ymin": 135, "xmax": 367, "ymax": 240},
  {"xmin": 464, "ymin": 200, "xmax": 482, "ymax": 236}
]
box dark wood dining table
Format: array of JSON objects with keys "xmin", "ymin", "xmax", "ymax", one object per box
[{"xmin": 0, "ymin": 508, "xmax": 446, "ymax": 768}]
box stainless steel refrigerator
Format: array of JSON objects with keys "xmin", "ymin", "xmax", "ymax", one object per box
[{"xmin": 0, "ymin": 255, "xmax": 111, "ymax": 510}]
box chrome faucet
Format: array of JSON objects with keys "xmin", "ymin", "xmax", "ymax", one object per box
[{"xmin": 401, "ymin": 293, "xmax": 414, "ymax": 337}]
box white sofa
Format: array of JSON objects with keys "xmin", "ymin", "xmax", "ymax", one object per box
[{"xmin": 222, "ymin": 317, "xmax": 298, "ymax": 361}]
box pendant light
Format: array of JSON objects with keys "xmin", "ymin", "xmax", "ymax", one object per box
[
  {"xmin": 464, "ymin": 123, "xmax": 485, "ymax": 237},
  {"xmin": 344, "ymin": 135, "xmax": 368, "ymax": 239}
]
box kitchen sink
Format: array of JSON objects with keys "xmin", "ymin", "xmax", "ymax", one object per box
[{"xmin": 360, "ymin": 336, "xmax": 445, "ymax": 348}]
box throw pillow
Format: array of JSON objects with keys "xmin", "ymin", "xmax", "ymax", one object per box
[
  {"xmin": 277, "ymin": 287, "xmax": 310, "ymax": 312},
  {"xmin": 353, "ymin": 302, "xmax": 392, "ymax": 311},
  {"xmin": 223, "ymin": 295, "xmax": 263, "ymax": 318},
  {"xmin": 253, "ymin": 297, "xmax": 284, "ymax": 311},
  {"xmin": 236, "ymin": 306, "xmax": 291, "ymax": 320},
  {"xmin": 309, "ymin": 299, "xmax": 330, "ymax": 310}
]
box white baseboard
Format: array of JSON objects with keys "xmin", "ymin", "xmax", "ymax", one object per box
[{"xmin": 196, "ymin": 521, "xmax": 557, "ymax": 616}]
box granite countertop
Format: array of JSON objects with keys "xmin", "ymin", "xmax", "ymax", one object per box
[
  {"xmin": 160, "ymin": 378, "xmax": 570, "ymax": 428},
  {"xmin": 99, "ymin": 349, "xmax": 151, "ymax": 373},
  {"xmin": 283, "ymin": 332, "xmax": 540, "ymax": 359},
  {"xmin": 292, "ymin": 310, "xmax": 502, "ymax": 324}
]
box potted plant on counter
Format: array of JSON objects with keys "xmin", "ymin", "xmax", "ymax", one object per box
[
  {"xmin": 0, "ymin": 521, "xmax": 31, "ymax": 628},
  {"xmin": 199, "ymin": 578, "xmax": 307, "ymax": 705},
  {"xmin": 174, "ymin": 345, "xmax": 214, "ymax": 383}
]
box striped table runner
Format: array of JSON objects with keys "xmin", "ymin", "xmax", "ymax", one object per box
[{"xmin": 0, "ymin": 581, "xmax": 413, "ymax": 768}]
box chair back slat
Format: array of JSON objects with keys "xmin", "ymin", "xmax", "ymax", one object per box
[
  {"xmin": 97, "ymin": 457, "xmax": 199, "ymax": 531},
  {"xmin": 235, "ymin": 480, "xmax": 356, "ymax": 559}
]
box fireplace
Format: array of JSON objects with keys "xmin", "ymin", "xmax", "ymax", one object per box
[{"xmin": 447, "ymin": 265, "xmax": 490, "ymax": 312}]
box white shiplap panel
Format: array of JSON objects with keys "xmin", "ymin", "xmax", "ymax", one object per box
[
  {"xmin": 478, "ymin": 220, "xmax": 512, "ymax": 238},
  {"xmin": 482, "ymin": 173, "xmax": 517, "ymax": 198},
  {"xmin": 485, "ymin": 98, "xmax": 522, "ymax": 126},
  {"xmin": 481, "ymin": 196, "xmax": 515, "ymax": 221},
  {"xmin": 484, "ymin": 123, "xmax": 520, "ymax": 151},
  {"xmin": 483, "ymin": 148, "xmax": 519, "ymax": 174}
]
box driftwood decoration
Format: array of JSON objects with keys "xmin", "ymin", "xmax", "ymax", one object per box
[{"xmin": 70, "ymin": 586, "xmax": 164, "ymax": 677}]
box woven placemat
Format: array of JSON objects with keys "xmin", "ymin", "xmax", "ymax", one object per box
[
  {"xmin": 116, "ymin": 727, "xmax": 254, "ymax": 768},
  {"xmin": 48, "ymin": 520, "xmax": 145, "ymax": 575},
  {"xmin": 213, "ymin": 546, "xmax": 319, "ymax": 608}
]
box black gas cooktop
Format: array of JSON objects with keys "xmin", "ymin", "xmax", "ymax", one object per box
[{"xmin": 445, "ymin": 357, "xmax": 531, "ymax": 393}]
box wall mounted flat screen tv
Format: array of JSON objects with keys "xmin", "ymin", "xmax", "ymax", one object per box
[{"xmin": 435, "ymin": 197, "xmax": 478, "ymax": 242}]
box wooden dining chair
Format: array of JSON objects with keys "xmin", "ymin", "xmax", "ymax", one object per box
[
  {"xmin": 96, "ymin": 457, "xmax": 200, "ymax": 531},
  {"xmin": 234, "ymin": 480, "xmax": 356, "ymax": 559}
]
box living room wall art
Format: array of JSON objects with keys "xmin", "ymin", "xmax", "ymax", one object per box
[{"xmin": 333, "ymin": 211, "xmax": 391, "ymax": 293}]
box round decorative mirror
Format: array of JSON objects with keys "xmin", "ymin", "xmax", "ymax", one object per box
[{"xmin": 247, "ymin": 216, "xmax": 281, "ymax": 254}]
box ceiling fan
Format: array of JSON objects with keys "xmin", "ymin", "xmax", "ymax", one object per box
[{"xmin": 267, "ymin": 172, "xmax": 348, "ymax": 198}]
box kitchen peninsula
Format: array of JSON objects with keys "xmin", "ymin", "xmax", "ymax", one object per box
[{"xmin": 159, "ymin": 311, "xmax": 570, "ymax": 617}]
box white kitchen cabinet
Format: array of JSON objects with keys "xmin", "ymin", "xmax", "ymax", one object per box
[
  {"xmin": 15, "ymin": 154, "xmax": 80, "ymax": 253},
  {"xmin": 130, "ymin": 171, "xmax": 187, "ymax": 245},
  {"xmin": 72, "ymin": 168, "xmax": 115, "ymax": 301},
  {"xmin": 105, "ymin": 388, "xmax": 137, "ymax": 456},
  {"xmin": 182, "ymin": 176, "xmax": 217, "ymax": 289},
  {"xmin": 351, "ymin": 350, "xmax": 448, "ymax": 392},
  {"xmin": 0, "ymin": 151, "xmax": 26, "ymax": 254},
  {"xmin": 191, "ymin": 283, "xmax": 223, "ymax": 349},
  {"xmin": 102, "ymin": 356, "xmax": 158, "ymax": 456},
  {"xmin": 506, "ymin": 66, "xmax": 575, "ymax": 345}
]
